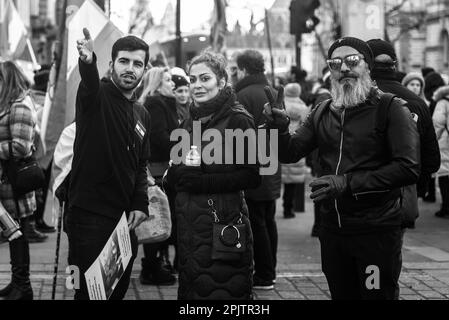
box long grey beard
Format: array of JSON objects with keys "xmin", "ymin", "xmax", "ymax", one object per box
[{"xmin": 330, "ymin": 72, "xmax": 374, "ymax": 110}]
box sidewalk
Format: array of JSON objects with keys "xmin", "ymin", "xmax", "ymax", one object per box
[
  {"xmin": 1, "ymin": 261, "xmax": 449, "ymax": 300},
  {"xmin": 1, "ymin": 191, "xmax": 449, "ymax": 300}
]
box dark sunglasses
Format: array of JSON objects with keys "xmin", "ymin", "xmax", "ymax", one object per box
[{"xmin": 327, "ymin": 54, "xmax": 365, "ymax": 71}]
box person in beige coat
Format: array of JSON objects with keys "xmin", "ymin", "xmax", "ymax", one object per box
[
  {"xmin": 432, "ymin": 84, "xmax": 449, "ymax": 218},
  {"xmin": 281, "ymin": 83, "xmax": 310, "ymax": 219}
]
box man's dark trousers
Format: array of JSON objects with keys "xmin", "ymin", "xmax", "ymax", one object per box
[
  {"xmin": 246, "ymin": 199, "xmax": 278, "ymax": 281},
  {"xmin": 65, "ymin": 207, "xmax": 138, "ymax": 300},
  {"xmin": 319, "ymin": 228, "xmax": 403, "ymax": 300}
]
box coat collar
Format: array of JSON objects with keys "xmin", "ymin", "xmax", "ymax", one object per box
[
  {"xmin": 102, "ymin": 77, "xmax": 138, "ymax": 103},
  {"xmin": 371, "ymin": 68, "xmax": 399, "ymax": 83},
  {"xmin": 234, "ymin": 73, "xmax": 269, "ymax": 93}
]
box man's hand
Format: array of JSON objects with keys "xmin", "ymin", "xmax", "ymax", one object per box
[
  {"xmin": 309, "ymin": 175, "xmax": 349, "ymax": 203},
  {"xmin": 77, "ymin": 28, "xmax": 94, "ymax": 64},
  {"xmin": 263, "ymin": 86, "xmax": 290, "ymax": 134},
  {"xmin": 128, "ymin": 211, "xmax": 147, "ymax": 231}
]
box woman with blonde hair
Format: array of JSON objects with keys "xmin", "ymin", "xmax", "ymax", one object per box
[
  {"xmin": 0, "ymin": 61, "xmax": 37, "ymax": 300},
  {"xmin": 138, "ymin": 67, "xmax": 178, "ymax": 286}
]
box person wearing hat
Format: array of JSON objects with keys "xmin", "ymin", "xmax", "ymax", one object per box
[
  {"xmin": 234, "ymin": 49, "xmax": 282, "ymax": 290},
  {"xmin": 264, "ymin": 37, "xmax": 420, "ymax": 300},
  {"xmin": 367, "ymin": 39, "xmax": 441, "ymax": 214},
  {"xmin": 172, "ymin": 73, "xmax": 191, "ymax": 123},
  {"xmin": 281, "ymin": 83, "xmax": 310, "ymax": 219},
  {"xmin": 402, "ymin": 72, "xmax": 427, "ymax": 104}
]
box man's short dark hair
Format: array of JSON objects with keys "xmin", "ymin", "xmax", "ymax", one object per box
[
  {"xmin": 236, "ymin": 50, "xmax": 265, "ymax": 75},
  {"xmin": 112, "ymin": 36, "xmax": 150, "ymax": 66}
]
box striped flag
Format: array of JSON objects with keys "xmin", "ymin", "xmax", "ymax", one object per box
[
  {"xmin": 0, "ymin": 0, "xmax": 28, "ymax": 60},
  {"xmin": 41, "ymin": 0, "xmax": 123, "ymax": 170},
  {"xmin": 210, "ymin": 0, "xmax": 227, "ymax": 53}
]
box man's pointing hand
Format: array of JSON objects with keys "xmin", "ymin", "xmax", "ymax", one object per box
[{"xmin": 77, "ymin": 28, "xmax": 94, "ymax": 64}]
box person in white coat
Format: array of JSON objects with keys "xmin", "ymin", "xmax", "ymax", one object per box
[
  {"xmin": 432, "ymin": 84, "xmax": 449, "ymax": 218},
  {"xmin": 281, "ymin": 83, "xmax": 310, "ymax": 219}
]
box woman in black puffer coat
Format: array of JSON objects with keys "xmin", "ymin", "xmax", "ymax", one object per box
[{"xmin": 166, "ymin": 51, "xmax": 261, "ymax": 300}]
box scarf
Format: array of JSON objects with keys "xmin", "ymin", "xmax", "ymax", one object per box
[{"xmin": 190, "ymin": 86, "xmax": 235, "ymax": 121}]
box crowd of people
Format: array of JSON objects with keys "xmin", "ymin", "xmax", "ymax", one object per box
[{"xmin": 0, "ymin": 29, "xmax": 448, "ymax": 301}]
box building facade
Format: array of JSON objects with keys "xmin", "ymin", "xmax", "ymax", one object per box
[
  {"xmin": 423, "ymin": 0, "xmax": 449, "ymax": 74},
  {"xmin": 226, "ymin": 0, "xmax": 296, "ymax": 75}
]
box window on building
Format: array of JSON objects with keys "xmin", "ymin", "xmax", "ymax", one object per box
[{"xmin": 442, "ymin": 29, "xmax": 449, "ymax": 68}]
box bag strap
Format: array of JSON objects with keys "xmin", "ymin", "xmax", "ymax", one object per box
[
  {"xmin": 5, "ymin": 100, "xmax": 24, "ymax": 211},
  {"xmin": 6, "ymin": 95, "xmax": 37, "ymax": 160},
  {"xmin": 312, "ymin": 99, "xmax": 332, "ymax": 131},
  {"xmin": 375, "ymin": 93, "xmax": 396, "ymax": 134},
  {"xmin": 6, "ymin": 104, "xmax": 15, "ymax": 161},
  {"xmin": 8, "ymin": 140, "xmax": 15, "ymax": 161}
]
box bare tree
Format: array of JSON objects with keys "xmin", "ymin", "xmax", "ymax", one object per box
[
  {"xmin": 128, "ymin": 0, "xmax": 154, "ymax": 38},
  {"xmin": 384, "ymin": 0, "xmax": 426, "ymax": 44}
]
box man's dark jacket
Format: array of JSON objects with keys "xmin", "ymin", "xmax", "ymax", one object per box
[
  {"xmin": 277, "ymin": 89, "xmax": 420, "ymax": 234},
  {"xmin": 235, "ymin": 74, "xmax": 282, "ymax": 201},
  {"xmin": 372, "ymin": 68, "xmax": 441, "ymax": 196},
  {"xmin": 143, "ymin": 95, "xmax": 178, "ymax": 163},
  {"xmin": 69, "ymin": 55, "xmax": 151, "ymax": 221}
]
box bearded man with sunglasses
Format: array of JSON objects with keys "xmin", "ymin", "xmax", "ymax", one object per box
[{"xmin": 264, "ymin": 37, "xmax": 420, "ymax": 300}]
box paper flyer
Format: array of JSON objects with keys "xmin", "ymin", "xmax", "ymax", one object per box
[{"xmin": 85, "ymin": 213, "xmax": 132, "ymax": 300}]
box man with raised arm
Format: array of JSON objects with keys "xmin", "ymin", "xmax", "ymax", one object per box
[{"xmin": 66, "ymin": 29, "xmax": 151, "ymax": 300}]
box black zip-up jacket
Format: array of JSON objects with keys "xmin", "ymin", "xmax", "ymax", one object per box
[
  {"xmin": 69, "ymin": 54, "xmax": 151, "ymax": 220},
  {"xmin": 278, "ymin": 89, "xmax": 420, "ymax": 234},
  {"xmin": 372, "ymin": 69, "xmax": 441, "ymax": 196}
]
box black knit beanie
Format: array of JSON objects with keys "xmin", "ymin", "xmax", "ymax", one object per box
[
  {"xmin": 425, "ymin": 72, "xmax": 445, "ymax": 91},
  {"xmin": 366, "ymin": 39, "xmax": 397, "ymax": 61},
  {"xmin": 422, "ymin": 67, "xmax": 435, "ymax": 78},
  {"xmin": 328, "ymin": 37, "xmax": 374, "ymax": 70}
]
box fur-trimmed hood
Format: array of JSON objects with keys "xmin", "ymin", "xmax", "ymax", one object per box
[{"xmin": 433, "ymin": 85, "xmax": 449, "ymax": 102}]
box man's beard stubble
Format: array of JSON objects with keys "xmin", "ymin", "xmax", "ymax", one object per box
[
  {"xmin": 330, "ymin": 71, "xmax": 374, "ymax": 110},
  {"xmin": 111, "ymin": 69, "xmax": 141, "ymax": 93}
]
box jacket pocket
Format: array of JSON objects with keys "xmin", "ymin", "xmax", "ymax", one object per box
[{"xmin": 353, "ymin": 189, "xmax": 391, "ymax": 201}]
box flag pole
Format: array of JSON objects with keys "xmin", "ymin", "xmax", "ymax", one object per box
[
  {"xmin": 55, "ymin": 0, "xmax": 68, "ymax": 83},
  {"xmin": 26, "ymin": 39, "xmax": 39, "ymax": 70},
  {"xmin": 265, "ymin": 9, "xmax": 275, "ymax": 87},
  {"xmin": 175, "ymin": 0, "xmax": 182, "ymax": 67}
]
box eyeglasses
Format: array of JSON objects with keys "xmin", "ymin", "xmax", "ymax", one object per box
[{"xmin": 327, "ymin": 54, "xmax": 365, "ymax": 71}]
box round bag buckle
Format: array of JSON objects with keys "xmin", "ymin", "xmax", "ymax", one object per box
[{"xmin": 220, "ymin": 225, "xmax": 241, "ymax": 248}]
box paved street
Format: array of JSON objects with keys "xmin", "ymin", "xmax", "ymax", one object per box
[{"xmin": 1, "ymin": 186, "xmax": 449, "ymax": 300}]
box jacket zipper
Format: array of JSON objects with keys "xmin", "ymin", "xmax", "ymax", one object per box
[{"xmin": 334, "ymin": 109, "xmax": 345, "ymax": 228}]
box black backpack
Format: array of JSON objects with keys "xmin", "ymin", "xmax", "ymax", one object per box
[{"xmin": 311, "ymin": 93, "xmax": 419, "ymax": 229}]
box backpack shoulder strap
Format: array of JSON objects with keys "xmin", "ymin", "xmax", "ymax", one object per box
[
  {"xmin": 312, "ymin": 98, "xmax": 332, "ymax": 131},
  {"xmin": 376, "ymin": 92, "xmax": 397, "ymax": 134}
]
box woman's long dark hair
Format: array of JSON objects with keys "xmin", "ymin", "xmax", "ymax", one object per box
[{"xmin": 0, "ymin": 61, "xmax": 31, "ymax": 112}]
